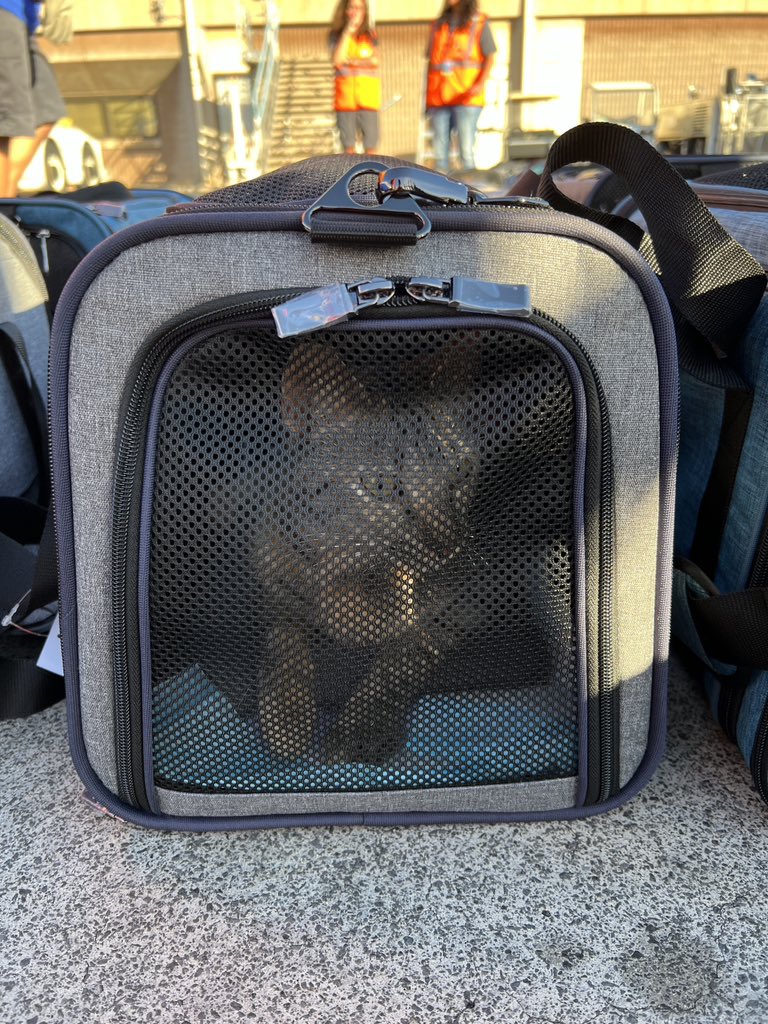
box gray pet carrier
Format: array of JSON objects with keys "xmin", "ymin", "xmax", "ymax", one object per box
[{"xmin": 51, "ymin": 137, "xmax": 701, "ymax": 830}]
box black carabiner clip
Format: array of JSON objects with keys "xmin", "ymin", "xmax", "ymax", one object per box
[{"xmin": 301, "ymin": 161, "xmax": 432, "ymax": 241}]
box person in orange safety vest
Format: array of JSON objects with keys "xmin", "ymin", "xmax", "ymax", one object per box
[
  {"xmin": 426, "ymin": 0, "xmax": 495, "ymax": 174},
  {"xmin": 329, "ymin": 0, "xmax": 381, "ymax": 154}
]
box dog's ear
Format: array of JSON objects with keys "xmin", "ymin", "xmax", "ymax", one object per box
[{"xmin": 281, "ymin": 342, "xmax": 370, "ymax": 434}]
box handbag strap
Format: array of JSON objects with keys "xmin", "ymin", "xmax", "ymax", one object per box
[
  {"xmin": 0, "ymin": 498, "xmax": 60, "ymax": 719},
  {"xmin": 537, "ymin": 122, "xmax": 767, "ymax": 354}
]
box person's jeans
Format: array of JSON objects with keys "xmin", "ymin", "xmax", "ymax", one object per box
[{"xmin": 428, "ymin": 105, "xmax": 482, "ymax": 173}]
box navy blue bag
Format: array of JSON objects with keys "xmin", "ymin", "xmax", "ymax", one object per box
[
  {"xmin": 655, "ymin": 188, "xmax": 768, "ymax": 805},
  {"xmin": 534, "ymin": 127, "xmax": 768, "ymax": 806},
  {"xmin": 0, "ymin": 184, "xmax": 191, "ymax": 316},
  {"xmin": 673, "ymin": 286, "xmax": 768, "ymax": 803}
]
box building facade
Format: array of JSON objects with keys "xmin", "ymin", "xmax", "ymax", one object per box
[{"xmin": 39, "ymin": 0, "xmax": 768, "ymax": 188}]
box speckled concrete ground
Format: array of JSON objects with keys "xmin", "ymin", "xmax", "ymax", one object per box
[{"xmin": 2, "ymin": 652, "xmax": 767, "ymax": 1024}]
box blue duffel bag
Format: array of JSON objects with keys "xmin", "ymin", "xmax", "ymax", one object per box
[
  {"xmin": 671, "ymin": 197, "xmax": 768, "ymax": 804},
  {"xmin": 0, "ymin": 182, "xmax": 191, "ymax": 316},
  {"xmin": 529, "ymin": 134, "xmax": 768, "ymax": 806}
]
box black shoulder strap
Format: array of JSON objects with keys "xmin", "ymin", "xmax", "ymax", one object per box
[
  {"xmin": 537, "ymin": 122, "xmax": 767, "ymax": 354},
  {"xmin": 675, "ymin": 559, "xmax": 768, "ymax": 673},
  {"xmin": 0, "ymin": 324, "xmax": 49, "ymax": 505},
  {"xmin": 689, "ymin": 586, "xmax": 768, "ymax": 670},
  {"xmin": 0, "ymin": 498, "xmax": 60, "ymax": 719}
]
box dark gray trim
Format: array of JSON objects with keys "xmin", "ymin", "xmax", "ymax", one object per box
[{"xmin": 136, "ymin": 315, "xmax": 589, "ymax": 812}]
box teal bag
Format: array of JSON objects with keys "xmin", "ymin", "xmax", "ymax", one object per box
[
  {"xmin": 673, "ymin": 291, "xmax": 768, "ymax": 803},
  {"xmin": 534, "ymin": 125, "xmax": 768, "ymax": 805}
]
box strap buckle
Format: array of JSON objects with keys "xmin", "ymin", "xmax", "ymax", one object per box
[{"xmin": 301, "ymin": 162, "xmax": 432, "ymax": 241}]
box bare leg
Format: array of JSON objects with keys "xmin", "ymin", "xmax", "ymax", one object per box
[
  {"xmin": 0, "ymin": 138, "xmax": 9, "ymax": 198},
  {"xmin": 9, "ymin": 124, "xmax": 53, "ymax": 196}
]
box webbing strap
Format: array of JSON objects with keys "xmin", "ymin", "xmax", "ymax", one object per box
[
  {"xmin": 308, "ymin": 210, "xmax": 419, "ymax": 245},
  {"xmin": 538, "ymin": 122, "xmax": 767, "ymax": 353},
  {"xmin": 690, "ymin": 586, "xmax": 768, "ymax": 670},
  {"xmin": 0, "ymin": 499, "xmax": 60, "ymax": 719},
  {"xmin": 0, "ymin": 653, "xmax": 63, "ymax": 719}
]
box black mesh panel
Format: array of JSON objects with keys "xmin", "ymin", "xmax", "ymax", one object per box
[
  {"xmin": 697, "ymin": 162, "xmax": 768, "ymax": 189},
  {"xmin": 196, "ymin": 153, "xmax": 422, "ymax": 208},
  {"xmin": 149, "ymin": 325, "xmax": 580, "ymax": 793}
]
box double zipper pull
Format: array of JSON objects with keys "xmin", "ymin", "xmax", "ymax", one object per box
[{"xmin": 377, "ymin": 167, "xmax": 483, "ymax": 206}]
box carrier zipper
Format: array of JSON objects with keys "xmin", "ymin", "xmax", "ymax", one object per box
[
  {"xmin": 747, "ymin": 508, "xmax": 768, "ymax": 801},
  {"xmin": 112, "ymin": 291, "xmax": 296, "ymax": 808},
  {"xmin": 533, "ymin": 308, "xmax": 618, "ymax": 802},
  {"xmin": 113, "ymin": 279, "xmax": 617, "ymax": 807},
  {"xmin": 750, "ymin": 512, "xmax": 768, "ymax": 588},
  {"xmin": 752, "ymin": 707, "xmax": 768, "ymax": 803},
  {"xmin": 273, "ymin": 277, "xmax": 532, "ymax": 338},
  {"xmin": 35, "ymin": 228, "xmax": 50, "ymax": 275},
  {"xmin": 17, "ymin": 223, "xmax": 86, "ymax": 277}
]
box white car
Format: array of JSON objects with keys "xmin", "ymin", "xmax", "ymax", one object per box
[{"xmin": 18, "ymin": 120, "xmax": 107, "ymax": 193}]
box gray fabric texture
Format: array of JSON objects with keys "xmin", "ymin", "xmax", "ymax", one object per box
[
  {"xmin": 0, "ymin": 215, "xmax": 48, "ymax": 496},
  {"xmin": 157, "ymin": 775, "xmax": 578, "ymax": 817},
  {"xmin": 68, "ymin": 227, "xmax": 661, "ymax": 803},
  {"xmin": 712, "ymin": 210, "xmax": 768, "ymax": 271}
]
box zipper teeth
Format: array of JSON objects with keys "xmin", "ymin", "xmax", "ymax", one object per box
[
  {"xmin": 749, "ymin": 516, "xmax": 768, "ymax": 587},
  {"xmin": 533, "ymin": 309, "xmax": 617, "ymax": 802},
  {"xmin": 112, "ymin": 290, "xmax": 614, "ymax": 805},
  {"xmin": 172, "ymin": 199, "xmax": 549, "ymax": 216},
  {"xmin": 111, "ymin": 294, "xmax": 292, "ymax": 807},
  {"xmin": 754, "ymin": 711, "xmax": 768, "ymax": 802}
]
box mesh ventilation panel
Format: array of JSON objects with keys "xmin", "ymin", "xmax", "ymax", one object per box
[
  {"xmin": 148, "ymin": 325, "xmax": 580, "ymax": 793},
  {"xmin": 196, "ymin": 153, "xmax": 423, "ymax": 208},
  {"xmin": 697, "ymin": 162, "xmax": 768, "ymax": 189}
]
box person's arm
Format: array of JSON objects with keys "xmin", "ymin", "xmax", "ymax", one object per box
[
  {"xmin": 332, "ymin": 28, "xmax": 355, "ymax": 69},
  {"xmin": 466, "ymin": 52, "xmax": 494, "ymax": 99},
  {"xmin": 339, "ymin": 35, "xmax": 379, "ymax": 69},
  {"xmin": 465, "ymin": 21, "xmax": 496, "ymax": 100}
]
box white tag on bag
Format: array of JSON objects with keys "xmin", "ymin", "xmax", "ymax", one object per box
[{"xmin": 37, "ymin": 612, "xmax": 64, "ymax": 677}]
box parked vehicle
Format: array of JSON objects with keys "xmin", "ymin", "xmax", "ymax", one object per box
[{"xmin": 17, "ymin": 120, "xmax": 107, "ymax": 193}]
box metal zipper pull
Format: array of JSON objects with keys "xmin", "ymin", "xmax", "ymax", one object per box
[
  {"xmin": 36, "ymin": 228, "xmax": 50, "ymax": 274},
  {"xmin": 272, "ymin": 278, "xmax": 396, "ymax": 339},
  {"xmin": 377, "ymin": 167, "xmax": 550, "ymax": 210},
  {"xmin": 405, "ymin": 276, "xmax": 532, "ymax": 318},
  {"xmin": 377, "ymin": 166, "xmax": 480, "ymax": 206}
]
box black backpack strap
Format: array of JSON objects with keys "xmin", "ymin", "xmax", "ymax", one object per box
[
  {"xmin": 0, "ymin": 498, "xmax": 61, "ymax": 719},
  {"xmin": 674, "ymin": 559, "xmax": 768, "ymax": 672},
  {"xmin": 0, "ymin": 324, "xmax": 49, "ymax": 506},
  {"xmin": 537, "ymin": 122, "xmax": 767, "ymax": 353},
  {"xmin": 690, "ymin": 587, "xmax": 768, "ymax": 670},
  {"xmin": 0, "ymin": 653, "xmax": 63, "ymax": 719}
]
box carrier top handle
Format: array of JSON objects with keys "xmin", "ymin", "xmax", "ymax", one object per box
[{"xmin": 537, "ymin": 122, "xmax": 766, "ymax": 355}]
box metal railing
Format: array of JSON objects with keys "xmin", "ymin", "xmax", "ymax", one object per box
[{"xmin": 242, "ymin": 0, "xmax": 280, "ymax": 175}]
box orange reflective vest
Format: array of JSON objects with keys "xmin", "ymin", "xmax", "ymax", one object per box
[
  {"xmin": 334, "ymin": 33, "xmax": 382, "ymax": 112},
  {"xmin": 426, "ymin": 14, "xmax": 487, "ymax": 108}
]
